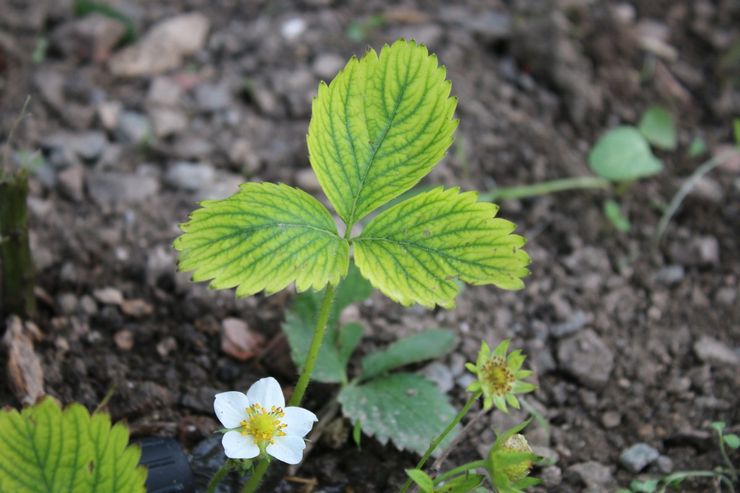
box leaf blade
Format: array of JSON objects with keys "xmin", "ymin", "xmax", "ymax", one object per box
[
  {"xmin": 361, "ymin": 329, "xmax": 457, "ymax": 379},
  {"xmin": 174, "ymin": 182, "xmax": 349, "ymax": 296},
  {"xmin": 638, "ymin": 105, "xmax": 677, "ymax": 150},
  {"xmin": 354, "ymin": 187, "xmax": 530, "ymax": 308},
  {"xmin": 588, "ymin": 126, "xmax": 663, "ymax": 182},
  {"xmin": 308, "ymin": 39, "xmax": 458, "ymax": 225}
]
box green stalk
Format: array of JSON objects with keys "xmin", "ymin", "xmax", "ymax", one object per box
[
  {"xmin": 242, "ymin": 284, "xmax": 337, "ymax": 493},
  {"xmin": 480, "ymin": 176, "xmax": 611, "ymax": 201},
  {"xmin": 399, "ymin": 393, "xmax": 480, "ymax": 493},
  {"xmin": 432, "ymin": 459, "xmax": 487, "ymax": 485},
  {"xmin": 206, "ymin": 460, "xmax": 233, "ymax": 493}
]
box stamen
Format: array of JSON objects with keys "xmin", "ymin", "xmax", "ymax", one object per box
[{"xmin": 240, "ymin": 403, "xmax": 288, "ymax": 444}]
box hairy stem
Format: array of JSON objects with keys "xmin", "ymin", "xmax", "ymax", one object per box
[
  {"xmin": 206, "ymin": 461, "xmax": 233, "ymax": 493},
  {"xmin": 400, "ymin": 393, "xmax": 480, "ymax": 493},
  {"xmin": 242, "ymin": 284, "xmax": 337, "ymax": 492},
  {"xmin": 480, "ymin": 176, "xmax": 611, "ymax": 201}
]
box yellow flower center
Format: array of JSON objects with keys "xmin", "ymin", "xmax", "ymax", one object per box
[
  {"xmin": 240, "ymin": 403, "xmax": 287, "ymax": 445},
  {"xmin": 480, "ymin": 356, "xmax": 514, "ymax": 396}
]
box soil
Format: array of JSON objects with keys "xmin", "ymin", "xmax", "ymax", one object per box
[{"xmin": 1, "ymin": 0, "xmax": 738, "ymax": 492}]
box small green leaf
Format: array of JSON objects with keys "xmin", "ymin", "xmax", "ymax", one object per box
[
  {"xmin": 589, "ymin": 126, "xmax": 663, "ymax": 182},
  {"xmin": 308, "ymin": 39, "xmax": 458, "ymax": 226},
  {"xmin": 688, "ymin": 137, "xmax": 706, "ymax": 157},
  {"xmin": 711, "ymin": 421, "xmax": 726, "ymax": 433},
  {"xmin": 723, "ymin": 433, "xmax": 740, "ymax": 449},
  {"xmin": 638, "ymin": 105, "xmax": 677, "ymax": 150},
  {"xmin": 733, "ymin": 118, "xmax": 740, "ymax": 146},
  {"xmin": 603, "ymin": 199, "xmax": 631, "ymax": 232},
  {"xmin": 629, "ymin": 479, "xmax": 659, "ymax": 493},
  {"xmin": 406, "ymin": 469, "xmax": 435, "ymax": 493},
  {"xmin": 339, "ymin": 373, "xmax": 458, "ymax": 455},
  {"xmin": 352, "ymin": 419, "xmax": 362, "ymax": 447},
  {"xmin": 354, "ymin": 187, "xmax": 530, "ymax": 308},
  {"xmin": 361, "ymin": 328, "xmax": 457, "ymax": 379},
  {"xmin": 435, "ymin": 473, "xmax": 484, "ymax": 493},
  {"xmin": 175, "ymin": 182, "xmax": 349, "ymax": 297},
  {"xmin": 0, "ymin": 397, "xmax": 147, "ymax": 493}
]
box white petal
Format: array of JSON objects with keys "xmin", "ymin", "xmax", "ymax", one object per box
[
  {"xmin": 214, "ymin": 391, "xmax": 250, "ymax": 428},
  {"xmin": 282, "ymin": 407, "xmax": 317, "ymax": 438},
  {"xmin": 266, "ymin": 435, "xmax": 305, "ymax": 465},
  {"xmin": 222, "ymin": 431, "xmax": 259, "ymax": 459},
  {"xmin": 246, "ymin": 377, "xmax": 285, "ymax": 409}
]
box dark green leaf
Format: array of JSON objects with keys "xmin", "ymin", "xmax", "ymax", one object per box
[
  {"xmin": 361, "ymin": 329, "xmax": 457, "ymax": 379},
  {"xmin": 406, "ymin": 469, "xmax": 435, "ymax": 493}
]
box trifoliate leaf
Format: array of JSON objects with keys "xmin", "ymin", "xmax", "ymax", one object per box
[
  {"xmin": 338, "ymin": 373, "xmax": 458, "ymax": 456},
  {"xmin": 0, "ymin": 397, "xmax": 146, "ymax": 493},
  {"xmin": 307, "ymin": 39, "xmax": 458, "ymax": 226},
  {"xmin": 282, "ymin": 264, "xmax": 372, "ymax": 383},
  {"xmin": 638, "ymin": 105, "xmax": 677, "ymax": 150},
  {"xmin": 174, "ymin": 182, "xmax": 349, "ymax": 296},
  {"xmin": 588, "ymin": 126, "xmax": 663, "ymax": 182},
  {"xmin": 361, "ymin": 329, "xmax": 457, "ymax": 379},
  {"xmin": 353, "ymin": 187, "xmax": 530, "ymax": 308}
]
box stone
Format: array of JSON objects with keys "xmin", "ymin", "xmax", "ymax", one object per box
[
  {"xmin": 550, "ymin": 310, "xmax": 588, "ymax": 338},
  {"xmin": 557, "ymin": 329, "xmax": 614, "ymax": 389},
  {"xmin": 109, "ymin": 13, "xmax": 210, "ymax": 77},
  {"xmin": 195, "ymin": 172, "xmax": 242, "ymax": 201},
  {"xmin": 86, "ymin": 170, "xmax": 160, "ymax": 206},
  {"xmin": 117, "ymin": 111, "xmax": 152, "ymax": 144},
  {"xmin": 653, "ymin": 265, "xmax": 685, "ymax": 286},
  {"xmin": 57, "ymin": 293, "xmax": 78, "ymax": 315},
  {"xmin": 227, "ymin": 138, "xmax": 261, "ymax": 174},
  {"xmin": 121, "ymin": 299, "xmax": 154, "ymax": 318},
  {"xmin": 194, "ymin": 83, "xmax": 232, "ymax": 112},
  {"xmin": 421, "ymin": 362, "xmax": 454, "ymax": 393},
  {"xmin": 221, "ymin": 318, "xmax": 264, "ymax": 361},
  {"xmin": 656, "ymin": 455, "xmax": 674, "ymax": 474},
  {"xmin": 312, "ymin": 53, "xmax": 344, "ymax": 80},
  {"xmin": 114, "ymin": 330, "xmax": 135, "ymax": 351},
  {"xmin": 43, "ymin": 131, "xmax": 107, "ymax": 164},
  {"xmin": 620, "ymin": 443, "xmax": 660, "ymax": 473},
  {"xmin": 693, "ymin": 236, "xmax": 720, "ymax": 265},
  {"xmin": 51, "ymin": 13, "xmax": 126, "ymax": 62},
  {"xmin": 93, "ymin": 287, "xmax": 124, "ymax": 305},
  {"xmin": 296, "ymin": 168, "xmax": 321, "ymax": 192},
  {"xmin": 3, "ymin": 316, "xmax": 45, "ymax": 405},
  {"xmin": 280, "ymin": 17, "xmax": 306, "ymax": 40},
  {"xmin": 149, "ymin": 107, "xmax": 188, "ymax": 137},
  {"xmin": 156, "ymin": 337, "xmax": 178, "ymax": 357},
  {"xmin": 601, "ymin": 411, "xmax": 621, "ymax": 429},
  {"xmin": 541, "ymin": 465, "xmax": 562, "ymax": 487},
  {"xmin": 147, "ymin": 77, "xmax": 183, "ymax": 106},
  {"xmin": 694, "ymin": 336, "xmax": 740, "ymax": 366},
  {"xmin": 165, "ymin": 162, "xmax": 215, "ymax": 191},
  {"xmin": 57, "ymin": 164, "xmax": 85, "ymax": 202},
  {"xmin": 566, "ymin": 461, "xmax": 614, "ymax": 492},
  {"xmin": 97, "ymin": 101, "xmax": 122, "ymax": 130}
]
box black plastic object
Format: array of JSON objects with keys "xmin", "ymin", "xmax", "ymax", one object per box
[{"xmin": 136, "ymin": 437, "xmax": 195, "ymax": 493}]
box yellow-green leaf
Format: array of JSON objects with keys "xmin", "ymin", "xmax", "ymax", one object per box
[
  {"xmin": 174, "ymin": 182, "xmax": 349, "ymax": 296},
  {"xmin": 307, "ymin": 39, "xmax": 458, "ymax": 227},
  {"xmin": 353, "ymin": 187, "xmax": 530, "ymax": 308},
  {"xmin": 0, "ymin": 397, "xmax": 146, "ymax": 493}
]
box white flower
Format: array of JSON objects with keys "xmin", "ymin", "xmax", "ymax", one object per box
[{"xmin": 214, "ymin": 377, "xmax": 317, "ymax": 464}]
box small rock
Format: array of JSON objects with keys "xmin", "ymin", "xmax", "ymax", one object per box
[
  {"xmin": 109, "ymin": 13, "xmax": 210, "ymax": 77},
  {"xmin": 97, "ymin": 101, "xmax": 123, "ymax": 130},
  {"xmin": 194, "ymin": 83, "xmax": 232, "ymax": 112},
  {"xmin": 312, "ymin": 53, "xmax": 344, "ymax": 80},
  {"xmin": 93, "ymin": 287, "xmax": 124, "ymax": 305},
  {"xmin": 149, "ymin": 107, "xmax": 188, "ymax": 137},
  {"xmin": 117, "ymin": 111, "xmax": 152, "ymax": 144},
  {"xmin": 421, "ymin": 362, "xmax": 454, "ymax": 393},
  {"xmin": 541, "ymin": 465, "xmax": 562, "ymax": 487},
  {"xmin": 620, "ymin": 443, "xmax": 660, "ymax": 473},
  {"xmin": 281, "ymin": 17, "xmax": 306, "ymax": 40},
  {"xmin": 656, "ymin": 455, "xmax": 673, "ymax": 474},
  {"xmin": 165, "ymin": 162, "xmax": 215, "ymax": 191},
  {"xmin": 227, "ymin": 138, "xmax": 261, "ymax": 174},
  {"xmin": 296, "ymin": 168, "xmax": 320, "ymax": 192},
  {"xmin": 43, "ymin": 131, "xmax": 108, "ymax": 164},
  {"xmin": 3, "ymin": 316, "xmax": 45, "ymax": 405},
  {"xmin": 557, "ymin": 329, "xmax": 614, "ymax": 389},
  {"xmin": 147, "ymin": 77, "xmax": 183, "ymax": 106},
  {"xmin": 51, "ymin": 13, "xmax": 126, "ymax": 62},
  {"xmin": 601, "ymin": 411, "xmax": 621, "ymax": 429},
  {"xmin": 693, "ymin": 236, "xmax": 720, "ymax": 265},
  {"xmin": 252, "ymin": 86, "xmax": 282, "ymax": 117},
  {"xmin": 653, "ymin": 265, "xmax": 685, "ymax": 286},
  {"xmin": 694, "ymin": 336, "xmax": 740, "ymax": 366},
  {"xmin": 715, "ymin": 286, "xmax": 737, "ymax": 306},
  {"xmin": 86, "ymin": 170, "xmax": 160, "ymax": 206},
  {"xmin": 221, "ymin": 318, "xmax": 264, "ymax": 361},
  {"xmin": 147, "ymin": 245, "xmax": 176, "ymax": 286},
  {"xmin": 566, "ymin": 461, "xmax": 614, "ymax": 492},
  {"xmin": 121, "ymin": 299, "xmax": 154, "ymax": 318},
  {"xmin": 114, "ymin": 329, "xmax": 135, "ymax": 351},
  {"xmin": 57, "ymin": 293, "xmax": 78, "ymax": 315},
  {"xmin": 195, "ymin": 172, "xmax": 242, "ymax": 201},
  {"xmin": 80, "ymin": 295, "xmax": 98, "ymax": 315},
  {"xmin": 57, "ymin": 164, "xmax": 85, "ymax": 202},
  {"xmin": 157, "ymin": 337, "xmax": 178, "ymax": 357},
  {"xmin": 550, "ymin": 310, "xmax": 588, "ymax": 338}
]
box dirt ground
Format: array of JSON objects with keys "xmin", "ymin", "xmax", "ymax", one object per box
[{"xmin": 1, "ymin": 0, "xmax": 738, "ymax": 491}]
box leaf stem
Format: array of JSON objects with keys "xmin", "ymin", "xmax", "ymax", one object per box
[
  {"xmin": 206, "ymin": 460, "xmax": 233, "ymax": 493},
  {"xmin": 399, "ymin": 393, "xmax": 480, "ymax": 493},
  {"xmin": 480, "ymin": 176, "xmax": 611, "ymax": 201},
  {"xmin": 242, "ymin": 284, "xmax": 337, "ymax": 492},
  {"xmin": 432, "ymin": 459, "xmax": 487, "ymax": 485},
  {"xmin": 716, "ymin": 429, "xmax": 738, "ymax": 482}
]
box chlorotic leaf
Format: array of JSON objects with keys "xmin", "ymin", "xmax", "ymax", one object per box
[
  {"xmin": 338, "ymin": 373, "xmax": 458, "ymax": 455},
  {"xmin": 353, "ymin": 187, "xmax": 530, "ymax": 308},
  {"xmin": 174, "ymin": 182, "xmax": 349, "ymax": 296},
  {"xmin": 308, "ymin": 39, "xmax": 458, "ymax": 226},
  {"xmin": 361, "ymin": 329, "xmax": 457, "ymax": 379},
  {"xmin": 0, "ymin": 397, "xmax": 147, "ymax": 493},
  {"xmin": 638, "ymin": 105, "xmax": 677, "ymax": 150},
  {"xmin": 588, "ymin": 126, "xmax": 663, "ymax": 182}
]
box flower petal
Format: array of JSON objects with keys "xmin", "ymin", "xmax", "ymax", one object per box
[
  {"xmin": 246, "ymin": 377, "xmax": 285, "ymax": 409},
  {"xmin": 282, "ymin": 407, "xmax": 318, "ymax": 438},
  {"xmin": 222, "ymin": 431, "xmax": 259, "ymax": 459},
  {"xmin": 214, "ymin": 391, "xmax": 250, "ymax": 428},
  {"xmin": 266, "ymin": 435, "xmax": 306, "ymax": 464}
]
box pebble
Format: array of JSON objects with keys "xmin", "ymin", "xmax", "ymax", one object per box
[
  {"xmin": 227, "ymin": 138, "xmax": 261, "ymax": 174},
  {"xmin": 221, "ymin": 318, "xmax": 264, "ymax": 361},
  {"xmin": 117, "ymin": 111, "xmax": 152, "ymax": 144},
  {"xmin": 51, "ymin": 13, "xmax": 126, "ymax": 62},
  {"xmin": 653, "ymin": 265, "xmax": 685, "ymax": 286},
  {"xmin": 540, "ymin": 465, "xmax": 562, "ymax": 487},
  {"xmin": 121, "ymin": 299, "xmax": 154, "ymax": 318},
  {"xmin": 619, "ymin": 443, "xmax": 660, "ymax": 473},
  {"xmin": 421, "ymin": 362, "xmax": 454, "ymax": 393},
  {"xmin": 57, "ymin": 164, "xmax": 85, "ymax": 202},
  {"xmin": 114, "ymin": 329, "xmax": 135, "ymax": 351},
  {"xmin": 312, "ymin": 53, "xmax": 345, "ymax": 80},
  {"xmin": 693, "ymin": 236, "xmax": 720, "ymax": 265},
  {"xmin": 693, "ymin": 336, "xmax": 740, "ymax": 366},
  {"xmin": 149, "ymin": 107, "xmax": 188, "ymax": 138},
  {"xmin": 550, "ymin": 310, "xmax": 588, "ymax": 338},
  {"xmin": 566, "ymin": 461, "xmax": 614, "ymax": 492},
  {"xmin": 93, "ymin": 287, "xmax": 124, "ymax": 305},
  {"xmin": 601, "ymin": 411, "xmax": 621, "ymax": 429},
  {"xmin": 165, "ymin": 162, "xmax": 215, "ymax": 191},
  {"xmin": 296, "ymin": 168, "xmax": 321, "ymax": 192},
  {"xmin": 281, "ymin": 17, "xmax": 306, "ymax": 40},
  {"xmin": 557, "ymin": 329, "xmax": 614, "ymax": 389},
  {"xmin": 109, "ymin": 13, "xmax": 210, "ymax": 77},
  {"xmin": 57, "ymin": 293, "xmax": 78, "ymax": 315},
  {"xmin": 194, "ymin": 83, "xmax": 232, "ymax": 112},
  {"xmin": 87, "ymin": 170, "xmax": 160, "ymax": 206},
  {"xmin": 97, "ymin": 101, "xmax": 122, "ymax": 130},
  {"xmin": 147, "ymin": 77, "xmax": 183, "ymax": 106},
  {"xmin": 156, "ymin": 336, "xmax": 178, "ymax": 357},
  {"xmin": 656, "ymin": 455, "xmax": 673, "ymax": 474}
]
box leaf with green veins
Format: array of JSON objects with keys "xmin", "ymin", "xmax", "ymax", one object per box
[
  {"xmin": 353, "ymin": 187, "xmax": 530, "ymax": 308},
  {"xmin": 0, "ymin": 397, "xmax": 146, "ymax": 493},
  {"xmin": 638, "ymin": 105, "xmax": 677, "ymax": 150},
  {"xmin": 174, "ymin": 182, "xmax": 349, "ymax": 297},
  {"xmin": 338, "ymin": 372, "xmax": 458, "ymax": 455},
  {"xmin": 307, "ymin": 39, "xmax": 458, "ymax": 226},
  {"xmin": 589, "ymin": 126, "xmax": 663, "ymax": 182},
  {"xmin": 361, "ymin": 329, "xmax": 457, "ymax": 379}
]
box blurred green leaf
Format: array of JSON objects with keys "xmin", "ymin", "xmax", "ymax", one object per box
[
  {"xmin": 589, "ymin": 126, "xmax": 663, "ymax": 182},
  {"xmin": 639, "ymin": 106, "xmax": 677, "ymax": 150},
  {"xmin": 603, "ymin": 199, "xmax": 631, "ymax": 232},
  {"xmin": 723, "ymin": 433, "xmax": 740, "ymax": 449},
  {"xmin": 406, "ymin": 469, "xmax": 435, "ymax": 493},
  {"xmin": 688, "ymin": 137, "xmax": 706, "ymax": 158},
  {"xmin": 361, "ymin": 329, "xmax": 457, "ymax": 379}
]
